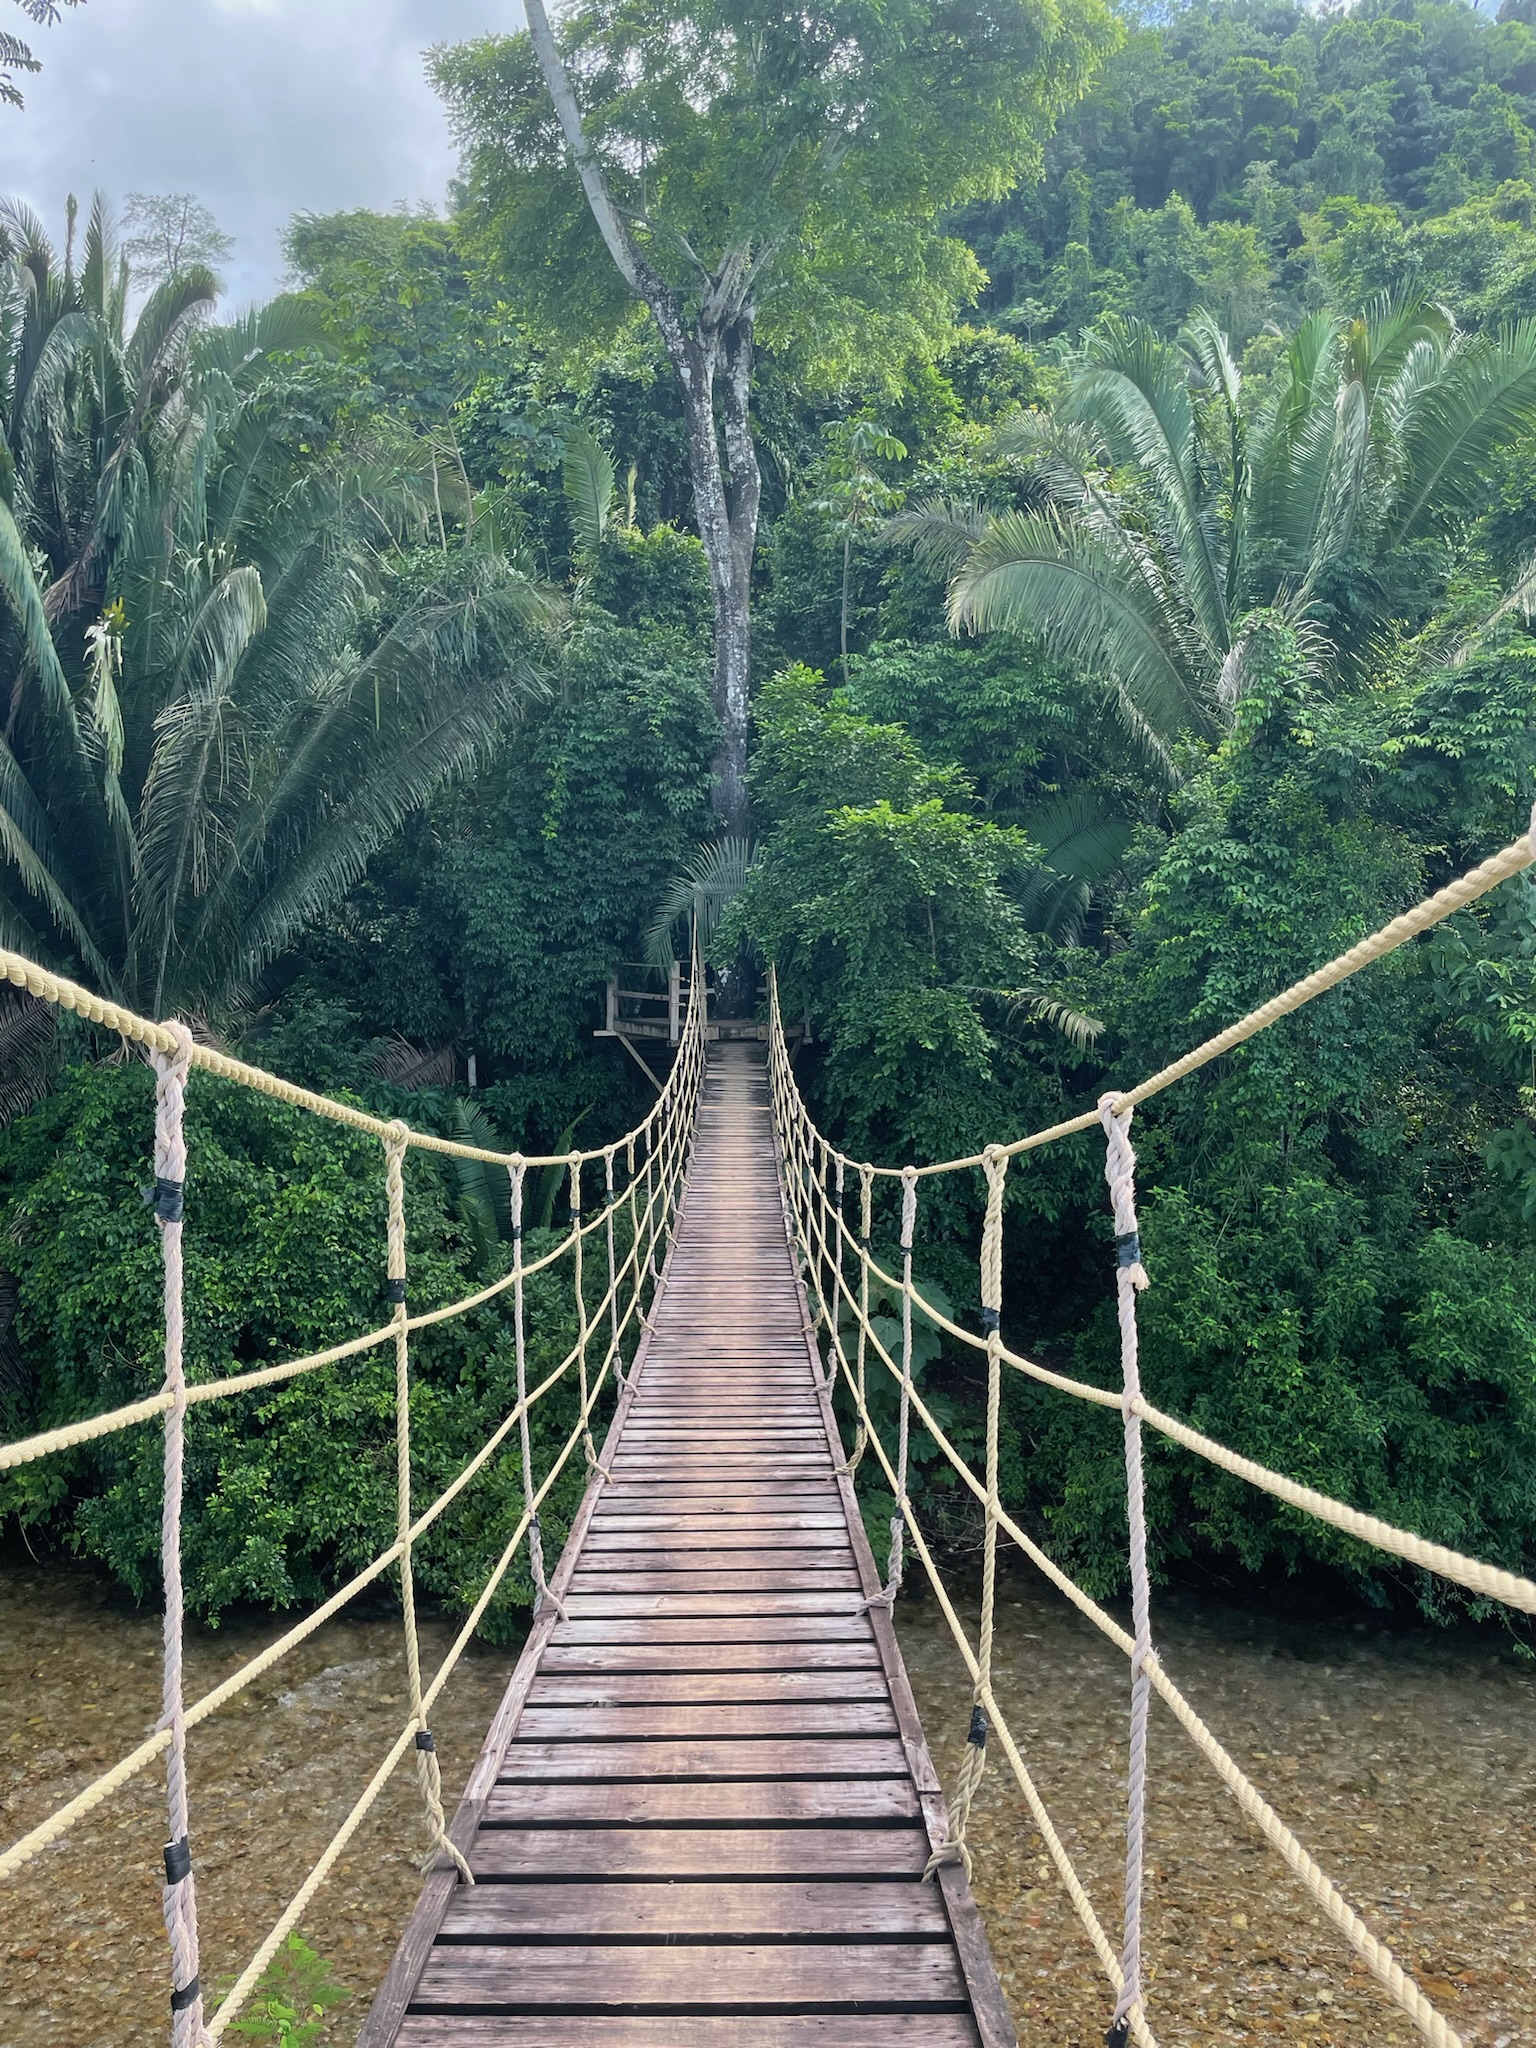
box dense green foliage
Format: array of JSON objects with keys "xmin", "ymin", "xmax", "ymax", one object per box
[
  {"xmin": 0, "ymin": 1051, "xmax": 607, "ymax": 1632},
  {"xmin": 3, "ymin": 0, "xmax": 1535, "ymax": 1636}
]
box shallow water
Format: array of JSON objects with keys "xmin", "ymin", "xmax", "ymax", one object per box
[
  {"xmin": 901, "ymin": 1564, "xmax": 1536, "ymax": 2048},
  {"xmin": 0, "ymin": 1560, "xmax": 511, "ymax": 2047},
  {"xmin": 1, "ymin": 1556, "xmax": 1532, "ymax": 2047}
]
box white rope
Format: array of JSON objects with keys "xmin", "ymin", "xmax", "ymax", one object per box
[
  {"xmin": 151, "ymin": 1022, "xmax": 210, "ymax": 2048},
  {"xmin": 867, "ymin": 1165, "xmax": 918, "ymax": 1610},
  {"xmin": 384, "ymin": 1125, "xmax": 475, "ymax": 1885},
  {"xmin": 569, "ymin": 1155, "xmax": 607, "ymax": 1481},
  {"xmin": 890, "ymin": 1165, "xmax": 919, "ymax": 1593},
  {"xmin": 508, "ymin": 1160, "xmax": 560, "ymax": 1620},
  {"xmin": 925, "ymin": 1145, "xmax": 1008, "ymax": 1881},
  {"xmin": 604, "ymin": 1147, "xmax": 623, "ymax": 1387},
  {"xmin": 1100, "ymin": 1094, "xmax": 1154, "ymax": 2044}
]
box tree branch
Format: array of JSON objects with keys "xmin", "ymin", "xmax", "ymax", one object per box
[{"xmin": 522, "ymin": 0, "xmax": 657, "ymax": 304}]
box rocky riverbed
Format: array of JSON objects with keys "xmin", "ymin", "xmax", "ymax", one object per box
[{"xmin": 2, "ymin": 1555, "xmax": 1531, "ymax": 2046}]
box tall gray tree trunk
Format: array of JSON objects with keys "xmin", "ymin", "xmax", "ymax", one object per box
[
  {"xmin": 646, "ymin": 321, "xmax": 758, "ymax": 836},
  {"xmin": 521, "ymin": 0, "xmax": 761, "ymax": 835}
]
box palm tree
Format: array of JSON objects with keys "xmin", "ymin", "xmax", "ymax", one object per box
[
  {"xmin": 895, "ymin": 300, "xmax": 1536, "ymax": 774},
  {"xmin": 0, "ymin": 198, "xmax": 559, "ymax": 1021}
]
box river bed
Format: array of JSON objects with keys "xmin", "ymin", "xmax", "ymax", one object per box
[{"xmin": 1, "ymin": 1556, "xmax": 1532, "ymax": 2047}]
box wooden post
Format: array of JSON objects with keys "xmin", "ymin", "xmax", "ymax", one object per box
[
  {"xmin": 606, "ymin": 976, "xmax": 618, "ymax": 1034},
  {"xmin": 668, "ymin": 960, "xmax": 681, "ymax": 1045}
]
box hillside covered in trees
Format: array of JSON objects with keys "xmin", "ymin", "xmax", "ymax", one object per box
[{"xmin": 1, "ymin": 0, "xmax": 1533, "ymax": 1635}]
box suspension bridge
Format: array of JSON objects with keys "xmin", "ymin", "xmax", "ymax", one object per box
[{"xmin": 1, "ymin": 810, "xmax": 1533, "ymax": 2048}]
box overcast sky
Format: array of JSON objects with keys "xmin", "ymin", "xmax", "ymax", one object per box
[{"xmin": 0, "ymin": 0, "xmax": 520, "ymax": 307}]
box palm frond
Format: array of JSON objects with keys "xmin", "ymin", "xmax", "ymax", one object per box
[
  {"xmin": 0, "ymin": 493, "xmax": 67, "ymax": 702},
  {"xmin": 1445, "ymin": 549, "xmax": 1536, "ymax": 666},
  {"xmin": 1067, "ymin": 316, "xmax": 1230, "ymax": 656},
  {"xmin": 882, "ymin": 497, "xmax": 989, "ymax": 579},
  {"xmin": 563, "ymin": 425, "xmax": 615, "ymax": 557},
  {"xmin": 1300, "ymin": 374, "xmax": 1370, "ymax": 599},
  {"xmin": 947, "ymin": 506, "xmax": 1216, "ymax": 756},
  {"xmin": 645, "ymin": 836, "xmax": 755, "ymax": 970},
  {"xmin": 1016, "ymin": 789, "xmax": 1134, "ymax": 943},
  {"xmin": 1386, "ymin": 321, "xmax": 1536, "ymax": 543},
  {"xmin": 966, "ymin": 984, "xmax": 1105, "ymax": 1049},
  {"xmin": 0, "ymin": 988, "xmax": 55, "ymax": 1124}
]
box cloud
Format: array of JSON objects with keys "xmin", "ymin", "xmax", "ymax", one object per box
[{"xmin": 4, "ymin": 0, "xmax": 518, "ymax": 305}]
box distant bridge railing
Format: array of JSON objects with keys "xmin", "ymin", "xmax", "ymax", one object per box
[
  {"xmin": 768, "ymin": 810, "xmax": 1536, "ymax": 2048},
  {"xmin": 0, "ymin": 948, "xmax": 707, "ymax": 2045}
]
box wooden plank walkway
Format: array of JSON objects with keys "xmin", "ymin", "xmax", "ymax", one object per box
[{"xmin": 361, "ymin": 1042, "xmax": 1016, "ymax": 2048}]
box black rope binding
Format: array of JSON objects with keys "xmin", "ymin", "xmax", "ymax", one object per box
[
  {"xmin": 1105, "ymin": 2021, "xmax": 1131, "ymax": 2048},
  {"xmin": 385, "ymin": 1278, "xmax": 407, "ymax": 1304},
  {"xmin": 967, "ymin": 1703, "xmax": 989, "ymax": 1748},
  {"xmin": 170, "ymin": 1976, "xmax": 200, "ymax": 2014},
  {"xmin": 415, "ymin": 1728, "xmax": 436, "ymax": 1753},
  {"xmin": 980, "ymin": 1306, "xmax": 1000, "ymax": 1332},
  {"xmin": 1114, "ymin": 1230, "xmax": 1142, "ymax": 1270},
  {"xmin": 142, "ymin": 1177, "xmax": 185, "ymax": 1224},
  {"xmin": 162, "ymin": 1835, "xmax": 192, "ymax": 1886}
]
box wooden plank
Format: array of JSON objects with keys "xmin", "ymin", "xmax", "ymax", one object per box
[
  {"xmin": 574, "ymin": 1548, "xmax": 856, "ymax": 1571},
  {"xmin": 538, "ymin": 1641, "xmax": 883, "ymax": 1673},
  {"xmin": 548, "ymin": 1618, "xmax": 876, "ymax": 1643},
  {"xmin": 482, "ymin": 1779, "xmax": 921, "ymax": 1823},
  {"xmin": 566, "ymin": 1567, "xmax": 862, "ymax": 1593},
  {"xmin": 582, "ymin": 1528, "xmax": 851, "ymax": 1550},
  {"xmin": 525, "ymin": 1670, "xmax": 892, "ymax": 1704},
  {"xmin": 397, "ymin": 2013, "xmax": 981, "ymax": 2047},
  {"xmin": 411, "ymin": 1944, "xmax": 970, "ymax": 2010},
  {"xmin": 560, "ymin": 1594, "xmax": 866, "ymax": 1617},
  {"xmin": 514, "ymin": 1701, "xmax": 898, "ymax": 1738},
  {"xmin": 439, "ymin": 1881, "xmax": 951, "ymax": 1941},
  {"xmin": 498, "ymin": 1736, "xmax": 910, "ymax": 1779},
  {"xmin": 586, "ymin": 1516, "xmax": 848, "ymax": 1536}
]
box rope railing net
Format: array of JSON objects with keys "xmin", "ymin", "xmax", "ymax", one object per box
[
  {"xmin": 768, "ymin": 807, "xmax": 1536, "ymax": 2048},
  {"xmin": 0, "ymin": 949, "xmax": 708, "ymax": 2045}
]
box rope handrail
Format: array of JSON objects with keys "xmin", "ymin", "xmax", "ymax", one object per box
[
  {"xmin": 0, "ymin": 943, "xmax": 708, "ymax": 2048},
  {"xmin": 0, "ymin": 1156, "xmax": 664, "ymax": 1474},
  {"xmin": 762, "ymin": 805, "xmax": 1536, "ymax": 2048},
  {"xmin": 806, "ymin": 1182, "xmax": 1463, "ymax": 2048},
  {"xmin": 0, "ymin": 946, "xmax": 696, "ymax": 1168},
  {"xmin": 818, "ymin": 1217, "xmax": 1536, "ymax": 1615}
]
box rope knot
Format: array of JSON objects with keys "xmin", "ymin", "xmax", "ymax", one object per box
[
  {"xmin": 1098, "ymin": 1094, "xmax": 1149, "ymax": 1292},
  {"xmin": 979, "ymin": 1146, "xmax": 1007, "ymax": 1324},
  {"xmin": 899, "ymin": 1164, "xmax": 918, "ymax": 1252}
]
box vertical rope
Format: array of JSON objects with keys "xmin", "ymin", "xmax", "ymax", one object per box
[
  {"xmin": 644, "ymin": 1124, "xmax": 661, "ymax": 1286},
  {"xmin": 508, "ymin": 1159, "xmax": 561, "ymax": 1621},
  {"xmin": 812, "ymin": 1139, "xmax": 831, "ymax": 1333},
  {"xmin": 823, "ymin": 1153, "xmax": 846, "ymax": 1394},
  {"xmin": 570, "ymin": 1155, "xmax": 606, "ymax": 1479},
  {"xmin": 1101, "ymin": 1093, "xmax": 1153, "ymax": 2048},
  {"xmin": 926, "ymin": 1145, "xmax": 1007, "ymax": 1880},
  {"xmin": 848, "ymin": 1164, "xmax": 874, "ymax": 1473},
  {"xmin": 604, "ymin": 1148, "xmax": 623, "ymax": 1387},
  {"xmin": 883, "ymin": 1166, "xmax": 921, "ymax": 1601},
  {"xmin": 384, "ymin": 1124, "xmax": 474, "ymax": 1885},
  {"xmin": 152, "ymin": 1023, "xmax": 209, "ymax": 2048}
]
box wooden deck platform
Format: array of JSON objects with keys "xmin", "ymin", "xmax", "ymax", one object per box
[{"xmin": 360, "ymin": 1043, "xmax": 1016, "ymax": 2048}]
